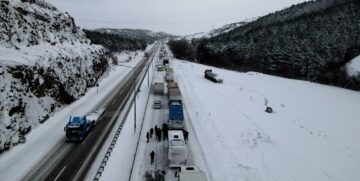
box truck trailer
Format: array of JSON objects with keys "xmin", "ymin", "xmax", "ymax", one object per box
[
  {"xmin": 168, "ymin": 130, "xmax": 187, "ymax": 168},
  {"xmin": 153, "ymin": 74, "xmax": 165, "ymax": 94},
  {"xmin": 165, "ymin": 68, "xmax": 174, "ymax": 82},
  {"xmin": 168, "ymin": 87, "xmax": 184, "ymax": 129}
]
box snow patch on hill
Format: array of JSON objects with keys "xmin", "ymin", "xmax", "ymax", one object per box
[
  {"xmin": 346, "ymin": 55, "xmax": 360, "ymax": 77},
  {"xmin": 184, "ymin": 19, "xmax": 256, "ymax": 40}
]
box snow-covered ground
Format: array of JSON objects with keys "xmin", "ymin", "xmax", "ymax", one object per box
[
  {"xmin": 173, "ymin": 59, "xmax": 360, "ymax": 181},
  {"xmin": 0, "ymin": 44, "xmax": 153, "ymax": 180},
  {"xmin": 346, "ymin": 55, "xmax": 360, "ymax": 77}
]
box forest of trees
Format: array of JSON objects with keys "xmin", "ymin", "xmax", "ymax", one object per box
[
  {"xmin": 84, "ymin": 29, "xmax": 149, "ymax": 52},
  {"xmin": 189, "ymin": 0, "xmax": 360, "ymax": 90},
  {"xmin": 167, "ymin": 39, "xmax": 196, "ymax": 61}
]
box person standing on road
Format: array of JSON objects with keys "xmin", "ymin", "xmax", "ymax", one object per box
[
  {"xmin": 146, "ymin": 132, "xmax": 149, "ymax": 143},
  {"xmin": 150, "ymin": 128, "xmax": 154, "ymax": 138},
  {"xmin": 158, "ymin": 128, "xmax": 162, "ymax": 142},
  {"xmin": 162, "ymin": 123, "xmax": 168, "ymax": 140},
  {"xmin": 155, "ymin": 128, "xmax": 159, "ymax": 140},
  {"xmin": 150, "ymin": 150, "xmax": 155, "ymax": 165},
  {"xmin": 183, "ymin": 130, "xmax": 189, "ymax": 142}
]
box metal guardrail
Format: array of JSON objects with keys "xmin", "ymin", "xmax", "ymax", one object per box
[{"xmin": 93, "ymin": 45, "xmax": 158, "ymax": 181}]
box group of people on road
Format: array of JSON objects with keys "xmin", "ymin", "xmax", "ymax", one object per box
[
  {"xmin": 147, "ymin": 123, "xmax": 190, "ymax": 165},
  {"xmin": 146, "ymin": 122, "xmax": 169, "ymax": 143}
]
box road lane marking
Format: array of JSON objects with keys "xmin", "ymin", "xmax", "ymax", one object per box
[
  {"xmin": 111, "ymin": 99, "xmax": 117, "ymax": 106},
  {"xmin": 54, "ymin": 165, "xmax": 67, "ymax": 181}
]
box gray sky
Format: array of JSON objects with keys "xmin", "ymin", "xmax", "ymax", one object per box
[{"xmin": 50, "ymin": 0, "xmax": 309, "ymax": 36}]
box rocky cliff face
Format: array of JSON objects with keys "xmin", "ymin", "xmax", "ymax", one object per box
[{"xmin": 0, "ymin": 0, "xmax": 108, "ymax": 152}]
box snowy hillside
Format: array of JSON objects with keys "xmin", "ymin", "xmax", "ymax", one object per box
[
  {"xmin": 94, "ymin": 28, "xmax": 174, "ymax": 41},
  {"xmin": 173, "ymin": 59, "xmax": 360, "ymax": 181},
  {"xmin": 184, "ymin": 21, "xmax": 250, "ymax": 40},
  {"xmin": 0, "ymin": 0, "xmax": 108, "ymax": 152}
]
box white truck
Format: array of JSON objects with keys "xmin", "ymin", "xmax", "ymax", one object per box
[
  {"xmin": 168, "ymin": 130, "xmax": 187, "ymax": 168},
  {"xmin": 153, "ymin": 74, "xmax": 165, "ymax": 94},
  {"xmin": 176, "ymin": 166, "xmax": 208, "ymax": 181}
]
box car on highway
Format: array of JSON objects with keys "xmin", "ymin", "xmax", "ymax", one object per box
[
  {"xmin": 152, "ymin": 100, "xmax": 162, "ymax": 109},
  {"xmin": 157, "ymin": 65, "xmax": 164, "ymax": 71},
  {"xmin": 204, "ymin": 69, "xmax": 223, "ymax": 83}
]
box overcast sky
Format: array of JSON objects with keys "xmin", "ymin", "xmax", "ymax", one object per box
[{"xmin": 50, "ymin": 0, "xmax": 309, "ymax": 36}]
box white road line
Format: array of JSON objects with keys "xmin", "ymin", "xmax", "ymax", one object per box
[
  {"xmin": 111, "ymin": 99, "xmax": 117, "ymax": 106},
  {"xmin": 54, "ymin": 165, "xmax": 67, "ymax": 181},
  {"xmin": 82, "ymin": 132, "xmax": 93, "ymax": 145}
]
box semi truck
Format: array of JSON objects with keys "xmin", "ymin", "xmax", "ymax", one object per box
[
  {"xmin": 64, "ymin": 109, "xmax": 105, "ymax": 142},
  {"xmin": 153, "ymin": 74, "xmax": 165, "ymax": 94},
  {"xmin": 168, "ymin": 130, "xmax": 187, "ymax": 168}
]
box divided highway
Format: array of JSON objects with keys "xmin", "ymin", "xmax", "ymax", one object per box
[{"xmin": 22, "ymin": 42, "xmax": 161, "ymax": 181}]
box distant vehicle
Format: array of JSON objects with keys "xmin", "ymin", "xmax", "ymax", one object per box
[
  {"xmin": 152, "ymin": 100, "xmax": 162, "ymax": 109},
  {"xmin": 163, "ymin": 58, "xmax": 169, "ymax": 65},
  {"xmin": 168, "ymin": 130, "xmax": 187, "ymax": 167},
  {"xmin": 204, "ymin": 69, "xmax": 223, "ymax": 83},
  {"xmin": 177, "ymin": 166, "xmax": 208, "ymax": 181},
  {"xmin": 157, "ymin": 65, "xmax": 164, "ymax": 71},
  {"xmin": 153, "ymin": 74, "xmax": 165, "ymax": 94},
  {"xmin": 144, "ymin": 52, "xmax": 149, "ymax": 57},
  {"xmin": 64, "ymin": 109, "xmax": 105, "ymax": 142}
]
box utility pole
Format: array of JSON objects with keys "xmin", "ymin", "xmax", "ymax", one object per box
[
  {"xmin": 147, "ymin": 63, "xmax": 150, "ymax": 87},
  {"xmin": 133, "ymin": 71, "xmax": 137, "ymax": 133}
]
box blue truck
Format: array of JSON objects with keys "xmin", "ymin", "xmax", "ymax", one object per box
[
  {"xmin": 64, "ymin": 109, "xmax": 105, "ymax": 142},
  {"xmin": 168, "ymin": 87, "xmax": 184, "ymax": 129}
]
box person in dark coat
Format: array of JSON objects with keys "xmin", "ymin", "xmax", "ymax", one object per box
[
  {"xmin": 155, "ymin": 128, "xmax": 159, "ymax": 140},
  {"xmin": 146, "ymin": 132, "xmax": 149, "ymax": 143},
  {"xmin": 183, "ymin": 130, "xmax": 189, "ymax": 142},
  {"xmin": 150, "ymin": 150, "xmax": 155, "ymax": 165},
  {"xmin": 154, "ymin": 125, "xmax": 158, "ymax": 139},
  {"xmin": 150, "ymin": 128, "xmax": 154, "ymax": 138},
  {"xmin": 158, "ymin": 128, "xmax": 162, "ymax": 142},
  {"xmin": 162, "ymin": 123, "xmax": 168, "ymax": 140}
]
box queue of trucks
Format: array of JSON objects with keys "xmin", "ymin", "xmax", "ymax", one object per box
[{"xmin": 157, "ymin": 51, "xmax": 207, "ymax": 181}]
